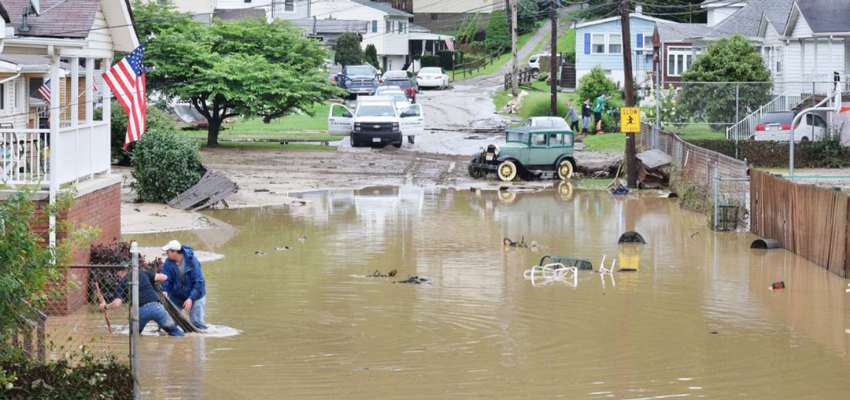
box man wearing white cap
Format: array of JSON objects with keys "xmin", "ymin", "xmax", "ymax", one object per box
[{"xmin": 161, "ymin": 240, "xmax": 208, "ymax": 330}]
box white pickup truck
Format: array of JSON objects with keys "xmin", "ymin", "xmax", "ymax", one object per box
[{"xmin": 328, "ymin": 96, "xmax": 425, "ymax": 147}]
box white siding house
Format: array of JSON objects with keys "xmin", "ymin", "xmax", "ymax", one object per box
[
  {"xmin": 576, "ymin": 14, "xmax": 659, "ymax": 88},
  {"xmin": 312, "ymin": 0, "xmax": 414, "ymax": 70},
  {"xmin": 701, "ymin": 1, "xmax": 747, "ymax": 27},
  {"xmin": 215, "ymin": 0, "xmax": 309, "ymax": 21}
]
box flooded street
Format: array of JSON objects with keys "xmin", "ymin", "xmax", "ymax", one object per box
[{"xmin": 128, "ymin": 187, "xmax": 850, "ymax": 399}]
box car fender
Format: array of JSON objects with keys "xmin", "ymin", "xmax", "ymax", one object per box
[
  {"xmin": 496, "ymin": 156, "xmax": 527, "ymax": 172},
  {"xmin": 555, "ymin": 155, "xmax": 576, "ymax": 169}
]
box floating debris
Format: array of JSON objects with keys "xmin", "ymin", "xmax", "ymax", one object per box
[
  {"xmin": 298, "ymin": 235, "xmax": 308, "ymax": 244},
  {"xmin": 275, "ymin": 246, "xmax": 291, "ymax": 251},
  {"xmin": 770, "ymin": 281, "xmax": 786, "ymax": 290},
  {"xmin": 504, "ymin": 236, "xmax": 537, "ymax": 249},
  {"xmin": 393, "ymin": 276, "xmax": 431, "ymax": 284},
  {"xmin": 255, "ymin": 251, "xmax": 266, "ymax": 256},
  {"xmin": 751, "ymin": 238, "xmax": 782, "ymax": 249}
]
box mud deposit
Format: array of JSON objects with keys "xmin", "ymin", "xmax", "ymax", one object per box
[{"xmin": 127, "ymin": 187, "xmax": 850, "ymax": 399}]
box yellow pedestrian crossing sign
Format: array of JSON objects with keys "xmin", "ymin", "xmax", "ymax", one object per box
[{"xmin": 620, "ymin": 107, "xmax": 640, "ymax": 133}]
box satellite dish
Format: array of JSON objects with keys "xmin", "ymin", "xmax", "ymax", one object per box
[{"xmin": 30, "ymin": 0, "xmax": 41, "ymax": 15}]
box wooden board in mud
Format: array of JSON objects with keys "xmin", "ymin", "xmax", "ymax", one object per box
[{"xmin": 168, "ymin": 170, "xmax": 239, "ymax": 211}]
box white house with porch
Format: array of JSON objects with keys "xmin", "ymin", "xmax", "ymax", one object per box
[{"xmin": 1, "ymin": 0, "xmax": 138, "ymax": 255}]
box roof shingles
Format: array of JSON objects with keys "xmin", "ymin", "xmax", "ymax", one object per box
[{"xmin": 4, "ymin": 0, "xmax": 100, "ymax": 38}]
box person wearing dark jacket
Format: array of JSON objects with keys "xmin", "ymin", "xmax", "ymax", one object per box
[
  {"xmin": 161, "ymin": 240, "xmax": 208, "ymax": 330},
  {"xmin": 100, "ymin": 268, "xmax": 185, "ymax": 337},
  {"xmin": 581, "ymin": 99, "xmax": 592, "ymax": 135}
]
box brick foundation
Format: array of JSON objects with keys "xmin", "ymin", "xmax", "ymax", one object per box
[{"xmin": 32, "ymin": 181, "xmax": 122, "ymax": 316}]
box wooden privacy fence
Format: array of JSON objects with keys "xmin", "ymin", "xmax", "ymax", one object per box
[{"xmin": 750, "ymin": 170, "xmax": 849, "ymax": 276}]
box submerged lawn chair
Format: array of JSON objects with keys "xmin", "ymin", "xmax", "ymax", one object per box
[
  {"xmin": 538, "ymin": 255, "xmax": 593, "ymax": 271},
  {"xmin": 523, "ymin": 263, "xmax": 578, "ymax": 287}
]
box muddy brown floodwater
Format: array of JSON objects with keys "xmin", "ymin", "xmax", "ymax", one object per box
[{"xmin": 127, "ymin": 187, "xmax": 850, "ymax": 399}]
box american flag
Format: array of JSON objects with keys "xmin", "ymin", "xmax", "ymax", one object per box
[
  {"xmin": 37, "ymin": 79, "xmax": 50, "ymax": 102},
  {"xmin": 445, "ymin": 38, "xmax": 454, "ymax": 52},
  {"xmin": 102, "ymin": 41, "xmax": 147, "ymax": 149}
]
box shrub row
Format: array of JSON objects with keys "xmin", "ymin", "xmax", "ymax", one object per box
[{"xmin": 685, "ymin": 138, "xmax": 850, "ymax": 168}]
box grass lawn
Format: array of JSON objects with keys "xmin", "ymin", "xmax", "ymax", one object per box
[
  {"xmin": 179, "ymin": 102, "xmax": 340, "ymax": 141},
  {"xmin": 202, "ymin": 142, "xmax": 336, "ymax": 151},
  {"xmin": 529, "ymin": 28, "xmax": 575, "ymax": 60},
  {"xmin": 666, "ymin": 124, "xmax": 727, "ymax": 140},
  {"xmin": 455, "ymin": 24, "xmax": 541, "ymax": 81},
  {"xmin": 581, "ymin": 133, "xmax": 626, "ymax": 153}
]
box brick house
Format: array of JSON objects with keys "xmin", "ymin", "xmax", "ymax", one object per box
[{"xmin": 1, "ymin": 0, "xmax": 138, "ymax": 315}]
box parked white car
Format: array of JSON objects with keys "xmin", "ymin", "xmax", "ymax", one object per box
[
  {"xmin": 752, "ymin": 111, "xmax": 827, "ymax": 142},
  {"xmin": 526, "ymin": 53, "xmax": 563, "ymax": 77},
  {"xmin": 416, "ymin": 67, "xmax": 449, "ymax": 89},
  {"xmin": 379, "ymin": 90, "xmax": 412, "ymax": 114},
  {"xmin": 328, "ymin": 97, "xmax": 425, "ymax": 147}
]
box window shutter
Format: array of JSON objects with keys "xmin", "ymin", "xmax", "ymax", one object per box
[
  {"xmin": 584, "ymin": 33, "xmax": 591, "ymax": 54},
  {"xmin": 637, "ymin": 33, "xmax": 643, "ymax": 49}
]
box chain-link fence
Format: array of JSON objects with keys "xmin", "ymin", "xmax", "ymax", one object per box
[
  {"xmin": 640, "ymin": 77, "xmax": 848, "ymax": 145},
  {"xmin": 38, "ymin": 264, "xmax": 131, "ymax": 363}
]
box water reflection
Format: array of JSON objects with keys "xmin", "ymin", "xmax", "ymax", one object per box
[{"xmin": 126, "ymin": 187, "xmax": 850, "ymax": 399}]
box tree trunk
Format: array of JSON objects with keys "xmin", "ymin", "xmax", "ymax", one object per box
[{"xmin": 207, "ymin": 119, "xmax": 221, "ymax": 147}]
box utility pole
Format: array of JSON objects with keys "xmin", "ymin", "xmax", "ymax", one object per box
[
  {"xmin": 511, "ymin": 0, "xmax": 519, "ymax": 97},
  {"xmin": 549, "ymin": 0, "xmax": 558, "ymax": 116},
  {"xmin": 620, "ymin": 0, "xmax": 637, "ymax": 188}
]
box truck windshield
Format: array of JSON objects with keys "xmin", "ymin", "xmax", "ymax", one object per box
[
  {"xmin": 357, "ymin": 105, "xmax": 396, "ymax": 117},
  {"xmin": 347, "ymin": 66, "xmax": 373, "ymax": 75},
  {"xmin": 506, "ymin": 131, "xmax": 528, "ymax": 143}
]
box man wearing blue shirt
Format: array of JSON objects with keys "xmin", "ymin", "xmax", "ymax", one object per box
[{"xmin": 161, "ymin": 240, "xmax": 208, "ymax": 330}]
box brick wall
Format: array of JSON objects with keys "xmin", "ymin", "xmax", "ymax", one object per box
[{"xmin": 34, "ymin": 182, "xmax": 122, "ymax": 315}]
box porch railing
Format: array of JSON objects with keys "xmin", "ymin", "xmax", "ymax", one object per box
[{"xmin": 1, "ymin": 121, "xmax": 110, "ymax": 186}]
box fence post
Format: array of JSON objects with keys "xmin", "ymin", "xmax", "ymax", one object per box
[
  {"xmin": 734, "ymin": 83, "xmax": 740, "ymax": 146},
  {"xmin": 654, "ymin": 69, "xmax": 660, "ymax": 149},
  {"xmin": 130, "ymin": 241, "xmax": 140, "ymax": 400},
  {"xmin": 713, "ymin": 162, "xmax": 719, "ymax": 231}
]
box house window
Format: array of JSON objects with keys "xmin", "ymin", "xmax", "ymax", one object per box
[
  {"xmin": 591, "ymin": 34, "xmax": 605, "ymax": 54},
  {"xmin": 431, "ymin": 13, "xmax": 438, "ymax": 20},
  {"xmin": 398, "ymin": 21, "xmax": 403, "ymax": 34},
  {"xmin": 284, "ymin": 0, "xmax": 294, "ymax": 12},
  {"xmin": 667, "ymin": 47, "xmax": 693, "ymax": 76},
  {"xmin": 0, "ymin": 83, "xmax": 5, "ymax": 111},
  {"xmin": 372, "ymin": 20, "xmax": 378, "ymax": 33},
  {"xmin": 244, "ymin": 0, "xmax": 251, "ymax": 3},
  {"xmin": 386, "ymin": 21, "xmax": 392, "ymax": 33},
  {"xmin": 608, "ymin": 34, "xmax": 622, "ymax": 54}
]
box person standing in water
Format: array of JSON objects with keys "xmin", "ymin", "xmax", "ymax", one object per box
[
  {"xmin": 161, "ymin": 240, "xmax": 208, "ymax": 330},
  {"xmin": 100, "ymin": 268, "xmax": 185, "ymax": 337}
]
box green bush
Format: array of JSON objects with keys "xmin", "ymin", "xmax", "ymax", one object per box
[
  {"xmin": 436, "ymin": 50, "xmax": 455, "ymax": 71},
  {"xmin": 516, "ymin": 0, "xmax": 539, "ymax": 34},
  {"xmin": 420, "ymin": 55, "xmax": 440, "ymax": 68},
  {"xmin": 485, "ymin": 10, "xmax": 509, "ymax": 53},
  {"xmin": 96, "ymin": 103, "xmax": 177, "ymax": 164},
  {"xmin": 131, "ymin": 127, "xmax": 205, "ymax": 203},
  {"xmin": 1, "ymin": 344, "xmax": 131, "ymax": 399},
  {"xmin": 364, "ymin": 44, "xmax": 380, "ymax": 71},
  {"xmin": 578, "ymin": 66, "xmax": 616, "ymax": 104}
]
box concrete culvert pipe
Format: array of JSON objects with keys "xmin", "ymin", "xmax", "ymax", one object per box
[
  {"xmin": 751, "ymin": 239, "xmax": 782, "ymax": 249},
  {"xmin": 618, "ymin": 231, "xmax": 647, "ymax": 244}
]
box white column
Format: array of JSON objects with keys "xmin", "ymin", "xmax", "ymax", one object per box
[
  {"xmin": 85, "ymin": 58, "xmax": 94, "ymax": 123},
  {"xmin": 102, "ymin": 58, "xmax": 112, "ymax": 174},
  {"xmin": 814, "ymin": 38, "xmax": 819, "ymax": 80},
  {"xmin": 48, "ymin": 56, "xmax": 60, "ymax": 248},
  {"xmin": 71, "ymin": 57, "xmax": 79, "ymax": 182}
]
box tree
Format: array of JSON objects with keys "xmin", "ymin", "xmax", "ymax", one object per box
[
  {"xmin": 678, "ymin": 34, "xmax": 772, "ymax": 130},
  {"xmin": 335, "ymin": 33, "xmax": 364, "ymax": 67},
  {"xmin": 578, "ymin": 66, "xmax": 616, "ymax": 104},
  {"xmin": 144, "ymin": 15, "xmax": 344, "ymax": 146},
  {"xmin": 485, "ymin": 10, "xmax": 510, "ymax": 53},
  {"xmin": 517, "ymin": 0, "xmax": 538, "ymax": 35},
  {"xmin": 364, "ymin": 44, "xmax": 380, "ymax": 71}
]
